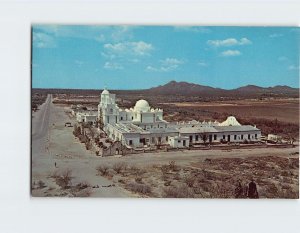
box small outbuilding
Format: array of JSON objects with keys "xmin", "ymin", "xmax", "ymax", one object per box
[{"xmin": 168, "ymin": 136, "xmax": 189, "ymax": 148}]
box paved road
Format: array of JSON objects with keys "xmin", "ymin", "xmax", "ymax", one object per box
[
  {"xmin": 32, "ymin": 94, "xmax": 52, "ymax": 140},
  {"xmin": 32, "ymin": 94, "xmax": 52, "ymax": 161}
]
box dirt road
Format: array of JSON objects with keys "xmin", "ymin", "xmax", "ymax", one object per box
[{"xmin": 31, "ymin": 95, "xmax": 132, "ymax": 197}]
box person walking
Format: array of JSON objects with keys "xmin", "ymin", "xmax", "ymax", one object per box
[{"xmin": 248, "ymin": 178, "xmax": 259, "ymax": 199}]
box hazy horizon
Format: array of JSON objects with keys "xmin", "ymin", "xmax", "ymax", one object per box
[
  {"xmin": 32, "ymin": 25, "xmax": 299, "ymax": 89},
  {"xmin": 31, "ymin": 79, "xmax": 299, "ymax": 91}
]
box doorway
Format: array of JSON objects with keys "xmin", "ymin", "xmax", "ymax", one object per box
[{"xmin": 227, "ymin": 135, "xmax": 230, "ymax": 142}]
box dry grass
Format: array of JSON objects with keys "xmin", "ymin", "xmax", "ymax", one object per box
[
  {"xmin": 125, "ymin": 182, "xmax": 152, "ymax": 196},
  {"xmin": 50, "ymin": 169, "xmax": 73, "ymax": 189},
  {"xmin": 96, "ymin": 164, "xmax": 110, "ymax": 176}
]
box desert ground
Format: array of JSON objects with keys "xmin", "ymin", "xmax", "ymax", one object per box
[
  {"xmin": 161, "ymin": 98, "xmax": 299, "ymax": 124},
  {"xmin": 31, "ymin": 94, "xmax": 299, "ymax": 198}
]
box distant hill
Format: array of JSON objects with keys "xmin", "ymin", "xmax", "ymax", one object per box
[
  {"xmin": 147, "ymin": 81, "xmax": 299, "ymax": 97},
  {"xmin": 32, "ymin": 81, "xmax": 299, "ymax": 98},
  {"xmin": 147, "ymin": 81, "xmax": 229, "ymax": 97}
]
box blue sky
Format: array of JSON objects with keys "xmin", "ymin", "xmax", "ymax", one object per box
[{"xmin": 32, "ymin": 25, "xmax": 299, "ymax": 89}]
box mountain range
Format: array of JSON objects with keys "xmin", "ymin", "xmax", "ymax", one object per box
[{"xmin": 146, "ymin": 81, "xmax": 299, "ymax": 97}]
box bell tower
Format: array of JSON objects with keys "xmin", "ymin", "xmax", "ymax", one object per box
[{"xmin": 98, "ymin": 88, "xmax": 119, "ymax": 126}]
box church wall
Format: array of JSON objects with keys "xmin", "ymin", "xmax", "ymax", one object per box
[{"xmin": 180, "ymin": 131, "xmax": 261, "ymax": 144}]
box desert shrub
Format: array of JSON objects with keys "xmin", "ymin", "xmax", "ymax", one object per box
[
  {"xmin": 184, "ymin": 175, "xmax": 196, "ymax": 187},
  {"xmin": 37, "ymin": 180, "xmax": 46, "ymax": 189},
  {"xmin": 193, "ymin": 187, "xmax": 203, "ymax": 195},
  {"xmin": 106, "ymin": 168, "xmax": 116, "ymax": 178},
  {"xmin": 161, "ymin": 165, "xmax": 169, "ymax": 174},
  {"xmin": 96, "ymin": 164, "xmax": 110, "ymax": 176},
  {"xmin": 113, "ymin": 162, "xmax": 126, "ymax": 174},
  {"xmin": 173, "ymin": 173, "xmax": 181, "ymax": 180},
  {"xmin": 125, "ymin": 182, "xmax": 152, "ymax": 195},
  {"xmin": 76, "ymin": 181, "xmax": 91, "ymax": 190},
  {"xmin": 85, "ymin": 141, "xmax": 92, "ymax": 150},
  {"xmin": 128, "ymin": 166, "xmax": 145, "ymax": 176},
  {"xmin": 163, "ymin": 184, "xmax": 195, "ymax": 198},
  {"xmin": 164, "ymin": 180, "xmax": 171, "ymax": 186},
  {"xmin": 118, "ymin": 179, "xmax": 125, "ymax": 184},
  {"xmin": 265, "ymin": 184, "xmax": 279, "ymax": 198},
  {"xmin": 55, "ymin": 169, "xmax": 73, "ymax": 189},
  {"xmin": 79, "ymin": 135, "xmax": 87, "ymax": 143},
  {"xmin": 74, "ymin": 188, "xmax": 92, "ymax": 197},
  {"xmin": 135, "ymin": 177, "xmax": 143, "ymax": 183},
  {"xmin": 169, "ymin": 161, "xmax": 176, "ymax": 170}
]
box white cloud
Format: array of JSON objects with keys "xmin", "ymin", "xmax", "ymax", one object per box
[
  {"xmin": 207, "ymin": 37, "xmax": 252, "ymax": 47},
  {"xmin": 146, "ymin": 66, "xmax": 159, "ymax": 72},
  {"xmin": 278, "ymin": 56, "xmax": 288, "ymax": 61},
  {"xmin": 220, "ymin": 50, "xmax": 241, "ymax": 57},
  {"xmin": 95, "ymin": 34, "xmax": 105, "ymax": 42},
  {"xmin": 75, "ymin": 60, "xmax": 84, "ymax": 67},
  {"xmin": 160, "ymin": 58, "xmax": 184, "ymax": 66},
  {"xmin": 33, "ymin": 25, "xmax": 138, "ymax": 44},
  {"xmin": 288, "ymin": 65, "xmax": 299, "ymax": 70},
  {"xmin": 103, "ymin": 41, "xmax": 153, "ymax": 57},
  {"xmin": 33, "ymin": 32, "xmax": 56, "ymax": 48},
  {"xmin": 111, "ymin": 26, "xmax": 135, "ymax": 42},
  {"xmin": 197, "ymin": 61, "xmax": 208, "ymax": 66},
  {"xmin": 103, "ymin": 62, "xmax": 123, "ymax": 70},
  {"xmin": 269, "ymin": 33, "xmax": 283, "ymax": 38},
  {"xmin": 173, "ymin": 26, "xmax": 211, "ymax": 33},
  {"xmin": 129, "ymin": 58, "xmax": 140, "ymax": 63},
  {"xmin": 146, "ymin": 58, "xmax": 185, "ymax": 72}
]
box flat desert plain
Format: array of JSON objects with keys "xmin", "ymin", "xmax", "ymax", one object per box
[{"xmin": 161, "ymin": 98, "xmax": 299, "ymax": 124}]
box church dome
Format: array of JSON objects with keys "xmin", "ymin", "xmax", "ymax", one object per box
[
  {"xmin": 134, "ymin": 99, "xmax": 150, "ymax": 112},
  {"xmin": 101, "ymin": 89, "xmax": 109, "ymax": 95}
]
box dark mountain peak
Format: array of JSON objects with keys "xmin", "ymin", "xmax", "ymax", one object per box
[
  {"xmin": 148, "ymin": 80, "xmax": 223, "ymax": 96},
  {"xmin": 236, "ymin": 85, "xmax": 263, "ymax": 92},
  {"xmin": 147, "ymin": 81, "xmax": 298, "ymax": 97}
]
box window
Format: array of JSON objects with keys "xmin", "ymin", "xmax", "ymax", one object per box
[
  {"xmin": 132, "ymin": 116, "xmax": 133, "ymax": 120},
  {"xmin": 241, "ymin": 135, "xmax": 244, "ymax": 140},
  {"xmin": 120, "ymin": 116, "xmax": 123, "ymax": 120},
  {"xmin": 214, "ymin": 135, "xmax": 217, "ymax": 140},
  {"xmin": 110, "ymin": 108, "xmax": 113, "ymax": 113},
  {"xmin": 152, "ymin": 137, "xmax": 155, "ymax": 143},
  {"xmin": 223, "ymin": 135, "xmax": 225, "ymax": 140},
  {"xmin": 178, "ymin": 140, "xmax": 181, "ymax": 143},
  {"xmin": 158, "ymin": 137, "xmax": 161, "ymax": 143},
  {"xmin": 129, "ymin": 140, "xmax": 133, "ymax": 145},
  {"xmin": 255, "ymin": 134, "xmax": 257, "ymax": 139},
  {"xmin": 234, "ymin": 135, "xmax": 237, "ymax": 140},
  {"xmin": 195, "ymin": 135, "xmax": 199, "ymax": 141},
  {"xmin": 248, "ymin": 134, "xmax": 250, "ymax": 140},
  {"xmin": 166, "ymin": 136, "xmax": 168, "ymax": 141}
]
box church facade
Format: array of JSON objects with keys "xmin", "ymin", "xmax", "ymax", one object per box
[{"xmin": 96, "ymin": 89, "xmax": 261, "ymax": 148}]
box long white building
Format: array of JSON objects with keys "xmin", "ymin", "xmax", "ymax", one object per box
[{"xmin": 96, "ymin": 89, "xmax": 261, "ymax": 148}]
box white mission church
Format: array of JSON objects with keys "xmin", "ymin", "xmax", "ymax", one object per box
[{"xmin": 93, "ymin": 89, "xmax": 261, "ymax": 148}]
